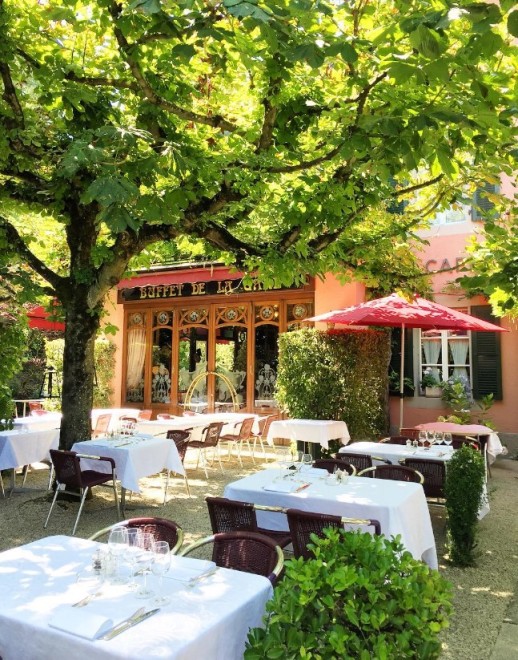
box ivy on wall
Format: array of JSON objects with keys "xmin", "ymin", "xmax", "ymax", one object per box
[
  {"xmin": 276, "ymin": 328, "xmax": 391, "ymax": 441},
  {"xmin": 0, "ymin": 305, "xmax": 29, "ymax": 419}
]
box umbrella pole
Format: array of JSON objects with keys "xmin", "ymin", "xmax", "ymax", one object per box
[{"xmin": 399, "ymin": 323, "xmax": 406, "ymax": 430}]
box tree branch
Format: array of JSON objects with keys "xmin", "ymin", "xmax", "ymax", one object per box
[
  {"xmin": 0, "ymin": 217, "xmax": 66, "ymax": 292},
  {"xmin": 65, "ymin": 71, "xmax": 139, "ymax": 91}
]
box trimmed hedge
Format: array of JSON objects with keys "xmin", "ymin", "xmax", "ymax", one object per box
[{"xmin": 276, "ymin": 328, "xmax": 390, "ymax": 440}]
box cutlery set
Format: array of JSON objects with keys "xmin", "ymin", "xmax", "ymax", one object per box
[{"xmin": 98, "ymin": 607, "xmax": 160, "ymax": 641}]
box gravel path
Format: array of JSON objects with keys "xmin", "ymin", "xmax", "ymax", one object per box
[{"xmin": 2, "ymin": 451, "xmax": 517, "ymax": 658}]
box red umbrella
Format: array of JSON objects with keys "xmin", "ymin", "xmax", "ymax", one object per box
[{"xmin": 309, "ymin": 293, "xmax": 506, "ymax": 427}]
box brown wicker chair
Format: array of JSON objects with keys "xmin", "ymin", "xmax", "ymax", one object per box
[
  {"xmin": 206, "ymin": 496, "xmax": 292, "ymax": 549},
  {"xmin": 219, "ymin": 417, "xmax": 256, "ymax": 466},
  {"xmin": 251, "ymin": 414, "xmax": 279, "ymax": 457},
  {"xmin": 188, "ymin": 422, "xmax": 224, "ymax": 477},
  {"xmin": 400, "ymin": 458, "xmax": 446, "ymax": 502},
  {"xmin": 313, "ymin": 458, "xmax": 357, "ymax": 476},
  {"xmin": 180, "ymin": 531, "xmax": 284, "ymax": 585},
  {"xmin": 165, "ymin": 429, "xmax": 191, "ymax": 499},
  {"xmin": 44, "ymin": 449, "xmax": 120, "ymax": 535},
  {"xmin": 286, "ymin": 508, "xmax": 381, "ymax": 560},
  {"xmin": 451, "ymin": 435, "xmax": 481, "ymax": 451},
  {"xmin": 357, "ymin": 464, "xmax": 424, "ymax": 483},
  {"xmin": 89, "ymin": 516, "xmax": 183, "ymax": 553},
  {"xmin": 92, "ymin": 413, "xmax": 111, "ymax": 438}
]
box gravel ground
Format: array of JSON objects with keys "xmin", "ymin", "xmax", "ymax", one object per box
[{"xmin": 2, "ymin": 449, "xmax": 517, "ymax": 658}]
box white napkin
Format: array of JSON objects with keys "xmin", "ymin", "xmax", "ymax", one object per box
[
  {"xmin": 166, "ymin": 556, "xmax": 216, "ymax": 583},
  {"xmin": 48, "ymin": 606, "xmax": 114, "ymax": 640},
  {"xmin": 263, "ymin": 480, "xmax": 300, "ymax": 493}
]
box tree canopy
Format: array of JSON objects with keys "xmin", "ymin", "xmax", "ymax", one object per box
[{"xmin": 0, "ymin": 0, "xmax": 516, "ymax": 447}]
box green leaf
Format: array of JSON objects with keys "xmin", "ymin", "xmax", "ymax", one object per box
[
  {"xmin": 389, "ymin": 62, "xmax": 416, "ymax": 83},
  {"xmin": 82, "ymin": 177, "xmax": 139, "ymax": 206},
  {"xmin": 409, "ymin": 25, "xmax": 445, "ymax": 58},
  {"xmin": 127, "ymin": 0, "xmax": 162, "ymax": 14},
  {"xmin": 327, "ymin": 42, "xmax": 358, "ymax": 63},
  {"xmin": 171, "ymin": 44, "xmax": 197, "ymax": 60},
  {"xmin": 508, "ymin": 11, "xmax": 518, "ymax": 37},
  {"xmin": 288, "ymin": 44, "xmax": 325, "ymax": 68}
]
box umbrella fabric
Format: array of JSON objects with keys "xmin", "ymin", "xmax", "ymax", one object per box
[
  {"xmin": 309, "ymin": 293, "xmax": 506, "ymax": 427},
  {"xmin": 310, "ymin": 294, "xmax": 506, "ymax": 332}
]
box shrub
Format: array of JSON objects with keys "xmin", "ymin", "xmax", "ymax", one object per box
[
  {"xmin": 445, "ymin": 444, "xmax": 486, "ymax": 566},
  {"xmin": 0, "ymin": 304, "xmax": 28, "ymax": 419},
  {"xmin": 276, "ymin": 328, "xmax": 390, "ymax": 442},
  {"xmin": 245, "ymin": 528, "xmax": 452, "ymax": 659}
]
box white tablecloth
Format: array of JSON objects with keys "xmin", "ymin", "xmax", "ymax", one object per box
[
  {"xmin": 137, "ymin": 413, "xmax": 262, "ymax": 440},
  {"xmin": 71, "ymin": 435, "xmax": 184, "ymax": 493},
  {"xmin": 224, "ymin": 467, "xmax": 437, "ymax": 568},
  {"xmin": 0, "ymin": 535, "xmax": 273, "ymax": 660},
  {"xmin": 13, "ymin": 413, "xmax": 62, "ymax": 432},
  {"xmin": 0, "ymin": 428, "xmax": 60, "ymax": 470},
  {"xmin": 266, "ymin": 419, "xmax": 350, "ymax": 449},
  {"xmin": 414, "ymin": 423, "xmax": 504, "ymax": 464},
  {"xmin": 340, "ymin": 442, "xmax": 454, "ymax": 465}
]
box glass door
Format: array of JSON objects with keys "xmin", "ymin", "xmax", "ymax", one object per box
[{"xmin": 214, "ymin": 305, "xmax": 249, "ymax": 411}]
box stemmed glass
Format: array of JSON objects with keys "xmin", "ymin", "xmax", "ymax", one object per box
[
  {"xmin": 302, "ymin": 453, "xmax": 313, "ymax": 471},
  {"xmin": 434, "ymin": 431, "xmax": 443, "ymax": 446},
  {"xmin": 151, "ymin": 541, "xmax": 171, "ymax": 605},
  {"xmin": 418, "ymin": 431, "xmax": 427, "ymax": 447},
  {"xmin": 135, "ymin": 532, "xmax": 155, "ymax": 599},
  {"xmin": 125, "ymin": 527, "xmax": 141, "ymax": 589},
  {"xmin": 108, "ymin": 526, "xmax": 129, "ymax": 584},
  {"xmin": 443, "ymin": 432, "xmax": 453, "ymax": 447}
]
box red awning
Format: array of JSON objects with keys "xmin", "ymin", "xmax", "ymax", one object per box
[
  {"xmin": 27, "ymin": 305, "xmax": 65, "ymax": 332},
  {"xmin": 118, "ymin": 264, "xmax": 243, "ymax": 289}
]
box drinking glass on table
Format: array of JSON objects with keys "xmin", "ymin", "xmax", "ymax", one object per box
[
  {"xmin": 443, "ymin": 432, "xmax": 453, "ymax": 447},
  {"xmin": 302, "ymin": 453, "xmax": 313, "ymax": 470},
  {"xmin": 125, "ymin": 527, "xmax": 141, "ymax": 589},
  {"xmin": 434, "ymin": 431, "xmax": 443, "ymax": 445},
  {"xmin": 108, "ymin": 526, "xmax": 129, "ymax": 584},
  {"xmin": 135, "ymin": 532, "xmax": 155, "ymax": 599},
  {"xmin": 418, "ymin": 431, "xmax": 427, "ymax": 447},
  {"xmin": 151, "ymin": 541, "xmax": 171, "ymax": 606}
]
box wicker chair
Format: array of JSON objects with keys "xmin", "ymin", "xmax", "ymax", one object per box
[
  {"xmin": 357, "ymin": 464, "xmax": 424, "ymax": 483},
  {"xmin": 251, "ymin": 414, "xmax": 279, "ymax": 457},
  {"xmin": 44, "ymin": 449, "xmax": 120, "ymax": 535},
  {"xmin": 188, "ymin": 422, "xmax": 224, "ymax": 477},
  {"xmin": 180, "ymin": 531, "xmax": 284, "ymax": 585},
  {"xmin": 335, "ymin": 452, "xmax": 392, "ymax": 474},
  {"xmin": 89, "ymin": 517, "xmax": 183, "ymax": 553},
  {"xmin": 286, "ymin": 508, "xmax": 381, "ymax": 560},
  {"xmin": 28, "ymin": 401, "xmax": 44, "ymax": 414},
  {"xmin": 451, "ymin": 435, "xmax": 481, "ymax": 451},
  {"xmin": 137, "ymin": 409, "xmax": 153, "ymax": 421},
  {"xmin": 92, "ymin": 413, "xmax": 111, "ymax": 438},
  {"xmin": 400, "ymin": 458, "xmax": 446, "ymax": 502},
  {"xmin": 165, "ymin": 429, "xmax": 191, "ymax": 499},
  {"xmin": 313, "ymin": 458, "xmax": 357, "ymax": 476},
  {"xmin": 219, "ymin": 417, "xmax": 256, "ymax": 466},
  {"xmin": 206, "ymin": 496, "xmax": 292, "ymax": 549}
]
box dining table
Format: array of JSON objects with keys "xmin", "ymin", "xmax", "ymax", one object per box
[
  {"xmin": 136, "ymin": 412, "xmax": 262, "ymax": 440},
  {"xmin": 412, "ymin": 422, "xmax": 504, "ymax": 464},
  {"xmin": 224, "ymin": 467, "xmax": 438, "ymax": 568},
  {"xmin": 13, "ymin": 412, "xmax": 62, "ymax": 432},
  {"xmin": 0, "ymin": 535, "xmax": 273, "ymax": 659},
  {"xmin": 71, "ymin": 434, "xmax": 184, "ymax": 512},
  {"xmin": 0, "ymin": 427, "xmax": 59, "ymax": 494},
  {"xmin": 266, "ymin": 418, "xmax": 351, "ymax": 449}
]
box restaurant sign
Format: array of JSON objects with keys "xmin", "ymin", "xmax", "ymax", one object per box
[{"xmin": 120, "ymin": 277, "xmax": 303, "ymax": 301}]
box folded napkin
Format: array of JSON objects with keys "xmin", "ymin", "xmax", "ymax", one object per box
[
  {"xmin": 49, "ymin": 606, "xmax": 114, "ymax": 640},
  {"xmin": 166, "ymin": 556, "xmax": 216, "ymax": 583},
  {"xmin": 263, "ymin": 480, "xmax": 301, "ymax": 494}
]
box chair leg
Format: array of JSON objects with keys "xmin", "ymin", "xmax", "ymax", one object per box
[
  {"xmin": 21, "ymin": 465, "xmax": 30, "ymax": 488},
  {"xmin": 183, "ymin": 474, "xmax": 191, "ymax": 496},
  {"xmin": 72, "ymin": 487, "xmax": 90, "ymax": 536},
  {"xmin": 44, "ymin": 487, "xmax": 61, "ymax": 528},
  {"xmin": 0, "ymin": 471, "xmax": 4, "ymax": 498},
  {"xmin": 163, "ymin": 470, "xmax": 170, "ymax": 505},
  {"xmin": 47, "ymin": 464, "xmax": 54, "ymax": 490},
  {"xmin": 113, "ymin": 482, "xmax": 121, "ymax": 520}
]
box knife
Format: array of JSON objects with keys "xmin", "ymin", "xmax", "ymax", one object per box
[{"xmin": 99, "ymin": 608, "xmax": 160, "ymax": 641}]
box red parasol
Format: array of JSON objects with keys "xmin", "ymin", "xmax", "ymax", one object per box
[{"xmin": 309, "ymin": 293, "xmax": 506, "ymax": 427}]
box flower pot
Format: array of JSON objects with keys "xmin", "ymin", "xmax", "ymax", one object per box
[{"xmin": 425, "ymin": 386, "xmax": 443, "ymax": 398}]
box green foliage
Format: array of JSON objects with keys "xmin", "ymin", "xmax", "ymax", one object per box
[
  {"xmin": 9, "ymin": 328, "xmax": 46, "ymax": 400},
  {"xmin": 0, "ymin": 306, "xmax": 28, "ymax": 420},
  {"xmin": 421, "ymin": 368, "xmax": 443, "ymax": 389},
  {"xmin": 439, "ymin": 377, "xmax": 495, "ymax": 427},
  {"xmin": 245, "ymin": 528, "xmax": 452, "ymax": 659},
  {"xmin": 445, "ymin": 445, "xmax": 486, "ymax": 566},
  {"xmin": 93, "ymin": 337, "xmax": 116, "ymax": 408},
  {"xmin": 276, "ymin": 328, "xmax": 390, "ymax": 440}
]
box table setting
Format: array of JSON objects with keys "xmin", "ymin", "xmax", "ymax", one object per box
[
  {"xmin": 0, "ymin": 535, "xmax": 273, "ymax": 659},
  {"xmin": 266, "ymin": 418, "xmax": 351, "ymax": 449}
]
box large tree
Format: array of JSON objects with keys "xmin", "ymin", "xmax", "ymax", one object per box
[{"xmin": 0, "ymin": 0, "xmax": 515, "ymax": 449}]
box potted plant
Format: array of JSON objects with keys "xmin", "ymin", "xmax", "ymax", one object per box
[
  {"xmin": 421, "ymin": 368, "xmax": 443, "ymax": 397},
  {"xmin": 245, "ymin": 528, "xmax": 452, "ymax": 658}
]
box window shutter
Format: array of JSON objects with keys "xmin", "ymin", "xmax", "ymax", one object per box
[
  {"xmin": 389, "ymin": 328, "xmax": 414, "ymax": 395},
  {"xmin": 471, "ymin": 305, "xmax": 502, "ymax": 400},
  {"xmin": 471, "ymin": 182, "xmax": 499, "ymax": 221}
]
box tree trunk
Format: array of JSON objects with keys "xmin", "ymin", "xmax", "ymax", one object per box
[{"xmin": 59, "ymin": 296, "xmax": 101, "ymax": 450}]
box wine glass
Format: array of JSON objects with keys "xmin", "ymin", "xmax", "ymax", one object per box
[
  {"xmin": 302, "ymin": 453, "xmax": 313, "ymax": 471},
  {"xmin": 418, "ymin": 431, "xmax": 427, "ymax": 447},
  {"xmin": 443, "ymin": 432, "xmax": 453, "ymax": 447},
  {"xmin": 151, "ymin": 540, "xmax": 171, "ymax": 605},
  {"xmin": 108, "ymin": 526, "xmax": 129, "ymax": 584},
  {"xmin": 434, "ymin": 431, "xmax": 443, "ymax": 446},
  {"xmin": 135, "ymin": 532, "xmax": 155, "ymax": 599},
  {"xmin": 125, "ymin": 527, "xmax": 141, "ymax": 589}
]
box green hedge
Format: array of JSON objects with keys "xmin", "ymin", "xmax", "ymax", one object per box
[{"xmin": 276, "ymin": 328, "xmax": 390, "ymax": 440}]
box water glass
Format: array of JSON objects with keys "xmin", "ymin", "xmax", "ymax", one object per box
[
  {"xmin": 108, "ymin": 526, "xmax": 129, "ymax": 584},
  {"xmin": 443, "ymin": 432, "xmax": 452, "ymax": 447},
  {"xmin": 151, "ymin": 541, "xmax": 171, "ymax": 606},
  {"xmin": 135, "ymin": 532, "xmax": 155, "ymax": 599},
  {"xmin": 125, "ymin": 527, "xmax": 141, "ymax": 589}
]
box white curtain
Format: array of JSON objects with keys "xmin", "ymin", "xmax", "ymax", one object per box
[
  {"xmin": 450, "ymin": 338, "xmax": 469, "ymax": 381},
  {"xmin": 126, "ymin": 328, "xmax": 146, "ymax": 389},
  {"xmin": 422, "ymin": 337, "xmax": 441, "ymax": 380}
]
